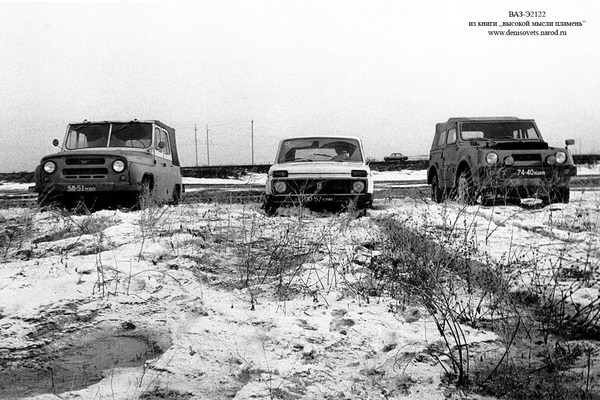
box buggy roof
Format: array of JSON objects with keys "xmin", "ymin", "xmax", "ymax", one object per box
[{"xmin": 435, "ymin": 117, "xmax": 534, "ymax": 135}]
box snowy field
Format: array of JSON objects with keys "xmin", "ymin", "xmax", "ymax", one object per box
[
  {"xmin": 1, "ymin": 166, "xmax": 600, "ymax": 399},
  {"xmin": 1, "ymin": 164, "xmax": 599, "ymax": 192}
]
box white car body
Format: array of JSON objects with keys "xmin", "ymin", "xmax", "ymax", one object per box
[{"xmin": 264, "ymin": 136, "xmax": 373, "ymax": 214}]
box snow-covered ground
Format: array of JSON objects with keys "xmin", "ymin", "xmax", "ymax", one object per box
[
  {"xmin": 1, "ymin": 164, "xmax": 599, "ymax": 191},
  {"xmin": 186, "ymin": 164, "xmax": 599, "ymax": 188},
  {"xmin": 1, "ymin": 166, "xmax": 600, "ymax": 399},
  {"xmin": 178, "ymin": 169, "xmax": 431, "ymax": 187}
]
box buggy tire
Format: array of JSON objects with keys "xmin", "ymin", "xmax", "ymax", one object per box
[{"xmin": 431, "ymin": 173, "xmax": 444, "ymax": 203}]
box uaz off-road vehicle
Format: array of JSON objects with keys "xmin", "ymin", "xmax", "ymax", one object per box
[
  {"xmin": 32, "ymin": 119, "xmax": 183, "ymax": 209},
  {"xmin": 264, "ymin": 136, "xmax": 373, "ymax": 215},
  {"xmin": 427, "ymin": 117, "xmax": 576, "ymax": 205}
]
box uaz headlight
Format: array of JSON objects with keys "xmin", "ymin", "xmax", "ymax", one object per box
[
  {"xmin": 43, "ymin": 161, "xmax": 57, "ymax": 174},
  {"xmin": 112, "ymin": 160, "xmax": 126, "ymax": 173}
]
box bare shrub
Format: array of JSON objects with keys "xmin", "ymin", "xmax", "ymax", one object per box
[
  {"xmin": 235, "ymin": 207, "xmax": 338, "ymax": 298},
  {"xmin": 32, "ymin": 210, "xmax": 117, "ymax": 245},
  {"xmin": 363, "ymin": 212, "xmax": 511, "ymax": 387}
]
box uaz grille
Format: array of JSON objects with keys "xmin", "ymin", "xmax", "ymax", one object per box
[
  {"xmin": 63, "ymin": 168, "xmax": 109, "ymax": 179},
  {"xmin": 65, "ymin": 158, "xmax": 106, "ymax": 166}
]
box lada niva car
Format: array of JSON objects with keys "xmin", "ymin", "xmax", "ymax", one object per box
[
  {"xmin": 264, "ymin": 136, "xmax": 373, "ymax": 215},
  {"xmin": 32, "ymin": 119, "xmax": 183, "ymax": 209},
  {"xmin": 427, "ymin": 117, "xmax": 576, "ymax": 205}
]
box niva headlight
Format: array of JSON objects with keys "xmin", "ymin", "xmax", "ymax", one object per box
[{"xmin": 273, "ymin": 181, "xmax": 287, "ymax": 194}]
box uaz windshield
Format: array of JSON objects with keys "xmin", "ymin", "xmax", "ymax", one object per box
[
  {"xmin": 277, "ymin": 138, "xmax": 363, "ymax": 163},
  {"xmin": 65, "ymin": 123, "xmax": 153, "ymax": 149},
  {"xmin": 460, "ymin": 122, "xmax": 541, "ymax": 141}
]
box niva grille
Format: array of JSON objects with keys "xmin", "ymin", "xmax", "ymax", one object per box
[{"xmin": 286, "ymin": 179, "xmax": 352, "ymax": 194}]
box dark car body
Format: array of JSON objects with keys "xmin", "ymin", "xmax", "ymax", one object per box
[
  {"xmin": 383, "ymin": 152, "xmax": 408, "ymax": 162},
  {"xmin": 32, "ymin": 120, "xmax": 183, "ymax": 208},
  {"xmin": 427, "ymin": 117, "xmax": 577, "ymax": 205}
]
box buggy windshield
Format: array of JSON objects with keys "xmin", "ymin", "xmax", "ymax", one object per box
[
  {"xmin": 65, "ymin": 122, "xmax": 153, "ymax": 149},
  {"xmin": 277, "ymin": 138, "xmax": 363, "ymax": 163},
  {"xmin": 460, "ymin": 122, "xmax": 541, "ymax": 141}
]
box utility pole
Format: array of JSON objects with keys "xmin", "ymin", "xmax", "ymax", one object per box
[
  {"xmin": 251, "ymin": 120, "xmax": 254, "ymax": 165},
  {"xmin": 194, "ymin": 124, "xmax": 198, "ymax": 166},
  {"xmin": 206, "ymin": 124, "xmax": 210, "ymax": 166}
]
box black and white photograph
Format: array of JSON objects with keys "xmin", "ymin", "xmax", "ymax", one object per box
[{"xmin": 1, "ymin": 1, "xmax": 600, "ymax": 399}]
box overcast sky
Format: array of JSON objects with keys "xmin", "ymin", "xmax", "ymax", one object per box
[{"xmin": 1, "ymin": 0, "xmax": 599, "ymax": 171}]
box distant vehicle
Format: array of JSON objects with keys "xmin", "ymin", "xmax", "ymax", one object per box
[
  {"xmin": 264, "ymin": 136, "xmax": 373, "ymax": 215},
  {"xmin": 427, "ymin": 117, "xmax": 577, "ymax": 205},
  {"xmin": 32, "ymin": 119, "xmax": 183, "ymax": 209},
  {"xmin": 384, "ymin": 152, "xmax": 408, "ymax": 162}
]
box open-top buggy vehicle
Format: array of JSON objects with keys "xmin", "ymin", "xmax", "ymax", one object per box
[
  {"xmin": 32, "ymin": 119, "xmax": 183, "ymax": 209},
  {"xmin": 264, "ymin": 136, "xmax": 373, "ymax": 215},
  {"xmin": 428, "ymin": 117, "xmax": 577, "ymax": 205}
]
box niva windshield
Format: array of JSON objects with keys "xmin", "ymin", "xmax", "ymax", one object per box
[
  {"xmin": 460, "ymin": 122, "xmax": 541, "ymax": 141},
  {"xmin": 65, "ymin": 122, "xmax": 153, "ymax": 149},
  {"xmin": 277, "ymin": 138, "xmax": 363, "ymax": 163}
]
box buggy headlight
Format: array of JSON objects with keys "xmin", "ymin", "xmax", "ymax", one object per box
[
  {"xmin": 273, "ymin": 180, "xmax": 287, "ymax": 194},
  {"xmin": 555, "ymin": 151, "xmax": 567, "ymax": 164},
  {"xmin": 485, "ymin": 152, "xmax": 499, "ymax": 165},
  {"xmin": 352, "ymin": 181, "xmax": 366, "ymax": 193},
  {"xmin": 43, "ymin": 161, "xmax": 57, "ymax": 174},
  {"xmin": 112, "ymin": 160, "xmax": 126, "ymax": 172}
]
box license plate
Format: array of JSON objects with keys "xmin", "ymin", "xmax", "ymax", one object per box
[
  {"xmin": 306, "ymin": 195, "xmax": 334, "ymax": 202},
  {"xmin": 66, "ymin": 184, "xmax": 97, "ymax": 192},
  {"xmin": 515, "ymin": 169, "xmax": 547, "ymax": 177}
]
